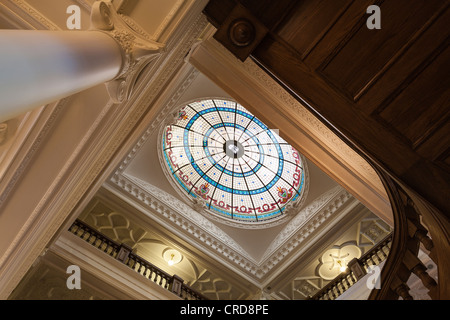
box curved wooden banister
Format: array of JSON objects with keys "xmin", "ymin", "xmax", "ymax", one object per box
[
  {"xmin": 368, "ymin": 169, "xmax": 415, "ymax": 299},
  {"xmin": 368, "ymin": 168, "xmax": 446, "ymax": 300}
]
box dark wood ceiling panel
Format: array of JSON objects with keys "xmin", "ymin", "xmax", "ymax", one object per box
[
  {"xmin": 318, "ymin": 0, "xmax": 443, "ymax": 100},
  {"xmin": 377, "ymin": 46, "xmax": 450, "ymax": 148},
  {"xmin": 239, "ymin": 0, "xmax": 298, "ymax": 29},
  {"xmin": 357, "ymin": 5, "xmax": 450, "ymax": 114},
  {"xmin": 275, "ymin": 0, "xmax": 352, "ymax": 60}
]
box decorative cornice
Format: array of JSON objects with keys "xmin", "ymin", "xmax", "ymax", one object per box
[
  {"xmin": 112, "ymin": 67, "xmax": 201, "ymax": 178},
  {"xmin": 8, "ymin": 0, "xmax": 61, "ymax": 30},
  {"xmin": 109, "ymin": 170, "xmax": 354, "ymax": 282},
  {"xmin": 260, "ymin": 186, "xmax": 349, "ymax": 262},
  {"xmin": 0, "ymin": 100, "xmax": 67, "ymax": 211},
  {"xmin": 112, "ymin": 173, "xmax": 252, "ymax": 257}
]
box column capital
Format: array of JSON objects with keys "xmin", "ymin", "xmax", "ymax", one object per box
[{"xmin": 90, "ymin": 0, "xmax": 165, "ymax": 103}]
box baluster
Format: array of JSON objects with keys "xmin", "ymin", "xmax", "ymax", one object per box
[
  {"xmin": 341, "ymin": 281, "xmax": 346, "ymax": 295},
  {"xmin": 164, "ymin": 276, "xmax": 170, "ymax": 289},
  {"xmin": 129, "ymin": 257, "xmax": 136, "ymax": 269},
  {"xmin": 339, "ymin": 281, "xmax": 346, "ymax": 295},
  {"xmin": 342, "ymin": 278, "xmax": 349, "ymax": 292},
  {"xmin": 166, "ymin": 277, "xmax": 170, "ymax": 289},
  {"xmin": 332, "ymin": 285, "xmax": 339, "ymax": 297},
  {"xmin": 326, "ymin": 290, "xmax": 332, "ymax": 300},
  {"xmin": 143, "ymin": 266, "xmax": 149, "ymax": 278},
  {"xmin": 336, "ymin": 282, "xmax": 343, "ymax": 296},
  {"xmin": 411, "ymin": 264, "xmax": 437, "ymax": 291},
  {"xmin": 404, "ymin": 249, "xmax": 437, "ymax": 296},
  {"xmin": 330, "ymin": 288, "xmax": 336, "ymax": 300},
  {"xmin": 344, "ymin": 274, "xmax": 352, "ymax": 289},
  {"xmin": 103, "ymin": 241, "xmax": 109, "ymax": 253},
  {"xmin": 414, "ymin": 229, "xmax": 433, "ymax": 251},
  {"xmin": 375, "ymin": 249, "xmax": 384, "ymax": 262},
  {"xmin": 379, "ymin": 245, "xmax": 388, "ymax": 259},
  {"xmin": 109, "ymin": 245, "xmax": 116, "ymax": 256},
  {"xmin": 336, "ymin": 284, "xmax": 342, "ymax": 297},
  {"xmin": 98, "ymin": 239, "xmax": 105, "ymax": 251},
  {"xmin": 395, "ymin": 283, "xmax": 413, "ymax": 300},
  {"xmin": 80, "ymin": 227, "xmax": 87, "ymax": 239},
  {"xmin": 370, "ymin": 253, "xmax": 378, "ymax": 265},
  {"xmin": 148, "ymin": 268, "xmax": 154, "ymax": 281}
]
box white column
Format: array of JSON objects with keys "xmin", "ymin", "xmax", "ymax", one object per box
[{"xmin": 0, "ymin": 30, "xmax": 123, "ymax": 122}]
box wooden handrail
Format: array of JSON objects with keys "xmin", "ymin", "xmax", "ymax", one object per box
[
  {"xmin": 368, "ymin": 169, "xmax": 443, "ymax": 300},
  {"xmin": 69, "ymin": 219, "xmax": 208, "ymax": 300}
]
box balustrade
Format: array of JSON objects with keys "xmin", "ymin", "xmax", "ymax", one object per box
[
  {"xmin": 68, "ymin": 219, "xmax": 208, "ymax": 300},
  {"xmin": 311, "ymin": 232, "xmax": 392, "ymax": 300},
  {"xmin": 367, "ymin": 171, "xmax": 442, "ymax": 300}
]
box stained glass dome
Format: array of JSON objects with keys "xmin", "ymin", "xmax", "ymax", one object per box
[{"xmin": 160, "ymin": 98, "xmax": 307, "ymax": 227}]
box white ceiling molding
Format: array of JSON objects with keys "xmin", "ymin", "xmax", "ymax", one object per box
[
  {"xmin": 0, "ymin": 100, "xmax": 68, "ymax": 211},
  {"xmin": 3, "ymin": 0, "xmax": 61, "ymax": 30},
  {"xmin": 108, "ymin": 173, "xmax": 255, "ymax": 262},
  {"xmin": 111, "ymin": 66, "xmax": 201, "ymax": 179},
  {"xmin": 260, "ymin": 186, "xmax": 351, "ymax": 264},
  {"xmin": 107, "ymin": 170, "xmax": 357, "ymax": 284}
]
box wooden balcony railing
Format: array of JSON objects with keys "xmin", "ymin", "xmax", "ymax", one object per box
[
  {"xmin": 68, "ymin": 219, "xmax": 208, "ymax": 300},
  {"xmin": 311, "ymin": 232, "xmax": 393, "ymax": 300}
]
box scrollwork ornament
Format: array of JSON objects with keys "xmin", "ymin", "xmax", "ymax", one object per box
[{"xmin": 90, "ymin": 0, "xmax": 165, "ymax": 103}]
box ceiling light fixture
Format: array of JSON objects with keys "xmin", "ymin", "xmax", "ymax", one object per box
[
  {"xmin": 163, "ymin": 248, "xmax": 182, "ymax": 266},
  {"xmin": 337, "ymin": 260, "xmax": 347, "ymax": 272}
]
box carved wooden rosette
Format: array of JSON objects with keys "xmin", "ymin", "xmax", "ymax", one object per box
[{"xmin": 90, "ymin": 0, "xmax": 165, "ymax": 103}]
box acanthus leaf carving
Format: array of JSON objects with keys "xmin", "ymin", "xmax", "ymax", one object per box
[{"xmin": 90, "ymin": 0, "xmax": 165, "ymax": 104}]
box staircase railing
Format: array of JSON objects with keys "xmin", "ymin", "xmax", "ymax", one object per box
[
  {"xmin": 68, "ymin": 219, "xmax": 208, "ymax": 300},
  {"xmin": 367, "ymin": 170, "xmax": 443, "ymax": 300},
  {"xmin": 311, "ymin": 232, "xmax": 393, "ymax": 300}
]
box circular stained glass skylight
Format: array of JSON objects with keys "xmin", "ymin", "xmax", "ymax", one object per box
[{"xmin": 160, "ymin": 98, "xmax": 307, "ymax": 228}]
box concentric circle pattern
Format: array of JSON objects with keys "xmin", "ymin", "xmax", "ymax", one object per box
[{"xmin": 162, "ymin": 99, "xmax": 305, "ymax": 225}]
